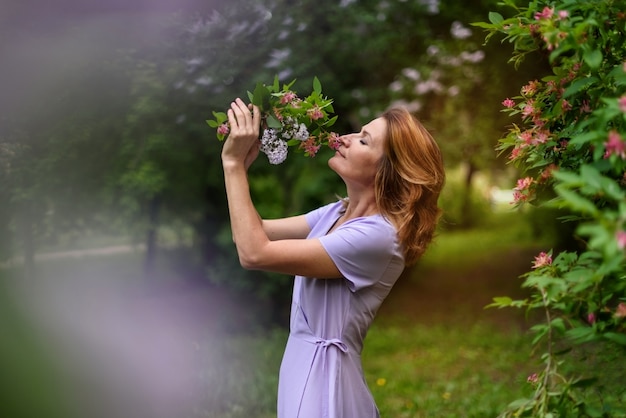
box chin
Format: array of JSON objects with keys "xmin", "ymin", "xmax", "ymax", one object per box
[{"xmin": 327, "ymin": 155, "xmax": 340, "ymax": 173}]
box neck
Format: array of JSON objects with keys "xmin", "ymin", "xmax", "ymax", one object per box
[{"xmin": 343, "ymin": 190, "xmax": 379, "ymax": 220}]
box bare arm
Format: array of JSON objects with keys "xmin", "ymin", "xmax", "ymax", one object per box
[
  {"xmin": 263, "ymin": 215, "xmax": 310, "ymax": 241},
  {"xmin": 221, "ymin": 99, "xmax": 341, "ymax": 278}
]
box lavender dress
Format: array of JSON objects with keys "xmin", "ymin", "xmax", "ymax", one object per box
[{"xmin": 277, "ymin": 201, "xmax": 405, "ymax": 418}]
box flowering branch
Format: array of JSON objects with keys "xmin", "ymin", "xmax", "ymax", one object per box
[{"xmin": 207, "ymin": 76, "xmax": 340, "ymax": 164}]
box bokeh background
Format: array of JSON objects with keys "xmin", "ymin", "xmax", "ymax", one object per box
[{"xmin": 0, "ymin": 1, "xmax": 572, "ymax": 417}]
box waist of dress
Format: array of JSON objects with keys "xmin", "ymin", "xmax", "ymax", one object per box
[{"xmin": 291, "ymin": 328, "xmax": 349, "ymax": 354}]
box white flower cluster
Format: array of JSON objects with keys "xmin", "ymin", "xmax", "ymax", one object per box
[
  {"xmin": 280, "ymin": 117, "xmax": 310, "ymax": 141},
  {"xmin": 260, "ymin": 128, "xmax": 289, "ymax": 165},
  {"xmin": 259, "ymin": 118, "xmax": 310, "ymax": 164}
]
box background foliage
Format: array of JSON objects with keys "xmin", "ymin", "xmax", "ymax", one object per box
[
  {"xmin": 4, "ymin": 0, "xmax": 625, "ymax": 416},
  {"xmin": 476, "ymin": 0, "xmax": 626, "ymax": 415}
]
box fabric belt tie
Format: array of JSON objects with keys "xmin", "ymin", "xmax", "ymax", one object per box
[{"xmin": 295, "ymin": 332, "xmax": 349, "ymax": 418}]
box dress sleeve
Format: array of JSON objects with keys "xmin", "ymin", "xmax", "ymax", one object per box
[
  {"xmin": 305, "ymin": 201, "xmax": 342, "ymax": 229},
  {"xmin": 318, "ymin": 217, "xmax": 402, "ymax": 292}
]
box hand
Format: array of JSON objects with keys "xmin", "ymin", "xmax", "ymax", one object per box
[{"xmin": 221, "ymin": 98, "xmax": 261, "ymax": 168}]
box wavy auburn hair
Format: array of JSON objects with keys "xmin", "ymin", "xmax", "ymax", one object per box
[{"xmin": 376, "ymin": 107, "xmax": 445, "ymax": 265}]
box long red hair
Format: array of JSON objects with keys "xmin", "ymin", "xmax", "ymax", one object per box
[{"xmin": 376, "ymin": 107, "xmax": 445, "ymax": 265}]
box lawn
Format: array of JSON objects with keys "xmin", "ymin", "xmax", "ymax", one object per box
[{"xmin": 0, "ymin": 212, "xmax": 553, "ymax": 418}]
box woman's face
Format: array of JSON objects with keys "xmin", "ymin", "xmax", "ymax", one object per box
[{"xmin": 328, "ymin": 117, "xmax": 387, "ymax": 188}]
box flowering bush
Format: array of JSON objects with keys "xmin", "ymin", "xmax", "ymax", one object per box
[
  {"xmin": 207, "ymin": 76, "xmax": 340, "ymax": 164},
  {"xmin": 476, "ymin": 0, "xmax": 626, "ymax": 416}
]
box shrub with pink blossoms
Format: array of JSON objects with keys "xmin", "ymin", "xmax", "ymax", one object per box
[
  {"xmin": 477, "ymin": 0, "xmax": 626, "ymax": 416},
  {"xmin": 531, "ymin": 251, "xmax": 552, "ymax": 269},
  {"xmin": 207, "ymin": 76, "xmax": 338, "ymax": 164}
]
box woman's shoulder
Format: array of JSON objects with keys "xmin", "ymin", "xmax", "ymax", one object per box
[{"xmin": 306, "ymin": 199, "xmax": 344, "ymax": 220}]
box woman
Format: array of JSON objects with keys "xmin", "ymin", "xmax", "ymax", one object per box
[{"xmin": 221, "ymin": 98, "xmax": 445, "ymax": 418}]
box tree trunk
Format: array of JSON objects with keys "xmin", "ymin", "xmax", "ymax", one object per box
[
  {"xmin": 460, "ymin": 161, "xmax": 477, "ymax": 228},
  {"xmin": 17, "ymin": 203, "xmax": 35, "ymax": 279},
  {"xmin": 143, "ymin": 196, "xmax": 160, "ymax": 280}
]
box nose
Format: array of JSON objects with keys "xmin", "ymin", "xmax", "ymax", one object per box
[{"xmin": 339, "ymin": 134, "xmax": 350, "ymax": 147}]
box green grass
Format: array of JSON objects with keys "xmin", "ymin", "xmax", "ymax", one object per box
[
  {"xmin": 364, "ymin": 323, "xmax": 533, "ymax": 418},
  {"xmin": 179, "ymin": 323, "xmax": 535, "ymax": 418},
  {"xmin": 424, "ymin": 211, "xmax": 552, "ymax": 270},
  {"xmin": 0, "ymin": 212, "xmax": 556, "ymax": 417}
]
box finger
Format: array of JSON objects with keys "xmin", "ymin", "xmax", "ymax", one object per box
[
  {"xmin": 236, "ymin": 98, "xmax": 253, "ymax": 125},
  {"xmin": 226, "ymin": 108, "xmax": 237, "ymax": 128},
  {"xmin": 252, "ymin": 105, "xmax": 260, "ymax": 126},
  {"xmin": 231, "ymin": 98, "xmax": 248, "ymax": 118}
]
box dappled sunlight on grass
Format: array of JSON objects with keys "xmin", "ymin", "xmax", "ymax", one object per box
[
  {"xmin": 425, "ymin": 211, "xmax": 552, "ymax": 270},
  {"xmin": 364, "ymin": 323, "xmax": 534, "ymax": 417}
]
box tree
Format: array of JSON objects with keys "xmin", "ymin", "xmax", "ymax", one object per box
[{"xmin": 477, "ymin": 0, "xmax": 626, "ymax": 415}]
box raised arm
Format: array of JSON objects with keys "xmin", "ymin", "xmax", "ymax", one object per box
[
  {"xmin": 221, "ymin": 98, "xmax": 340, "ymax": 278},
  {"xmin": 263, "ymin": 216, "xmax": 310, "ymax": 241}
]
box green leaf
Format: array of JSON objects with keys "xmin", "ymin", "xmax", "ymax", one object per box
[
  {"xmin": 272, "ymin": 75, "xmax": 280, "ymax": 92},
  {"xmin": 505, "ymin": 398, "xmax": 533, "ymax": 412},
  {"xmin": 571, "ymin": 377, "xmax": 598, "ymax": 388},
  {"xmin": 565, "ymin": 326, "xmax": 597, "ymax": 343},
  {"xmin": 569, "ymin": 131, "xmax": 601, "ymax": 146},
  {"xmin": 603, "ymin": 332, "xmax": 626, "ymax": 346},
  {"xmin": 583, "ymin": 49, "xmax": 603, "ymax": 70},
  {"xmin": 252, "ymin": 82, "xmax": 270, "ymax": 109},
  {"xmin": 470, "ymin": 22, "xmax": 496, "ymax": 29},
  {"xmin": 313, "ymin": 76, "xmax": 322, "ymax": 94},
  {"xmin": 554, "ymin": 186, "xmax": 598, "ymax": 215},
  {"xmin": 324, "ymin": 115, "xmax": 338, "ymax": 128},
  {"xmin": 206, "ymin": 120, "xmax": 218, "ymax": 128},
  {"xmin": 485, "ymin": 296, "xmax": 513, "ymax": 309},
  {"xmin": 488, "ymin": 12, "xmax": 504, "ymax": 25},
  {"xmin": 266, "ymin": 114, "xmax": 282, "ymax": 129},
  {"xmin": 563, "ymin": 76, "xmax": 598, "ymax": 98},
  {"xmin": 552, "ymin": 170, "xmax": 583, "ymax": 186}
]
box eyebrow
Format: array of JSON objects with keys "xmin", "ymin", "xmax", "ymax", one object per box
[{"xmin": 361, "ymin": 129, "xmax": 373, "ymax": 141}]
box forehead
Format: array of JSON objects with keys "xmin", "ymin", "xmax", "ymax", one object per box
[{"xmin": 363, "ymin": 117, "xmax": 387, "ymax": 142}]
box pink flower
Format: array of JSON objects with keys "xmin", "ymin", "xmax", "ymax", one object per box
[
  {"xmin": 562, "ymin": 99, "xmax": 572, "ymax": 112},
  {"xmin": 532, "ymin": 251, "xmax": 552, "ymax": 269},
  {"xmin": 619, "ymin": 96, "xmax": 626, "ymax": 113},
  {"xmin": 604, "ymin": 130, "xmax": 626, "ymax": 159},
  {"xmin": 617, "ymin": 230, "xmax": 626, "ymax": 250},
  {"xmin": 512, "ymin": 177, "xmax": 534, "ymax": 204},
  {"xmin": 533, "ymin": 116, "xmax": 546, "ymax": 128},
  {"xmin": 615, "ymin": 303, "xmax": 626, "ymax": 319},
  {"xmin": 300, "ymin": 137, "xmax": 321, "ymax": 156},
  {"xmin": 546, "ymin": 80, "xmax": 559, "ymax": 94},
  {"xmin": 279, "ymin": 91, "xmax": 298, "ymax": 105},
  {"xmin": 519, "ymin": 130, "xmax": 534, "ymax": 146},
  {"xmin": 509, "ymin": 146, "xmax": 523, "ymax": 161},
  {"xmin": 521, "ymin": 80, "xmax": 540, "ymax": 96},
  {"xmin": 534, "ymin": 130, "xmax": 550, "ymax": 145},
  {"xmin": 540, "ymin": 164, "xmax": 557, "ymax": 182},
  {"xmin": 535, "ymin": 6, "xmax": 554, "ymax": 20},
  {"xmin": 558, "ymin": 10, "xmax": 569, "ymax": 19},
  {"xmin": 328, "ymin": 132, "xmax": 341, "ymax": 150},
  {"xmin": 512, "ymin": 190, "xmax": 529, "ymax": 204},
  {"xmin": 307, "ymin": 106, "xmax": 324, "ymax": 121},
  {"xmin": 502, "ymin": 98, "xmax": 515, "ymax": 108},
  {"xmin": 587, "ymin": 312, "xmax": 596, "ymax": 325},
  {"xmin": 527, "ymin": 373, "xmax": 539, "ymax": 385},
  {"xmin": 515, "ymin": 177, "xmax": 534, "ymax": 191},
  {"xmin": 522, "ymin": 100, "xmax": 536, "ymax": 119},
  {"xmin": 580, "ymin": 100, "xmax": 592, "ymax": 114},
  {"xmin": 273, "ymin": 107, "xmax": 284, "ymax": 121},
  {"xmin": 217, "ymin": 123, "xmax": 230, "ymax": 136}
]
